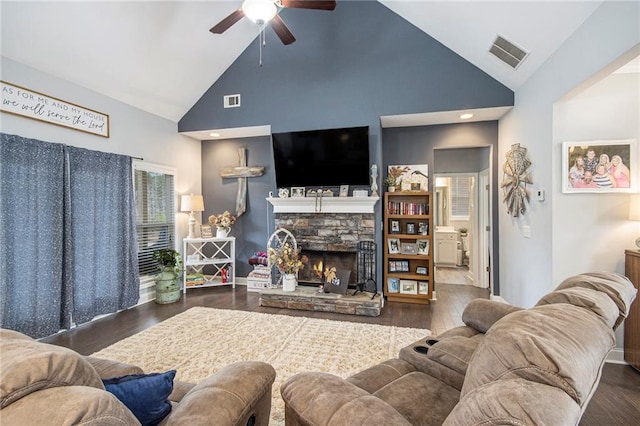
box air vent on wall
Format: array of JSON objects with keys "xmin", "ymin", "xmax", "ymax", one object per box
[
  {"xmin": 489, "ymin": 35, "xmax": 529, "ymax": 70},
  {"xmin": 224, "ymin": 94, "xmax": 241, "ymax": 108}
]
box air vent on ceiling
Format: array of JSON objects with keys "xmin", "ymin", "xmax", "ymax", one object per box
[
  {"xmin": 489, "ymin": 35, "xmax": 529, "ymax": 70},
  {"xmin": 224, "ymin": 94, "xmax": 241, "ymax": 108}
]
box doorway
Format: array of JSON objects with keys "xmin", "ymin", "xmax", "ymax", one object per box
[{"xmin": 433, "ymin": 147, "xmax": 492, "ymax": 290}]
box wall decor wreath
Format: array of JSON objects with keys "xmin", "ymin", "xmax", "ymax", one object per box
[{"xmin": 501, "ymin": 143, "xmax": 532, "ymax": 217}]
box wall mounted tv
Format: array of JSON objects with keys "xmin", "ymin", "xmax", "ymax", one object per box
[{"xmin": 272, "ymin": 126, "xmax": 370, "ymax": 188}]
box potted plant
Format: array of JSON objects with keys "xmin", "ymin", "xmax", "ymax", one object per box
[
  {"xmin": 209, "ymin": 211, "xmax": 237, "ymax": 238},
  {"xmin": 268, "ymin": 243, "xmax": 303, "ymax": 292},
  {"xmin": 152, "ymin": 249, "xmax": 183, "ymax": 304},
  {"xmin": 383, "ymin": 176, "xmax": 397, "ymax": 192}
]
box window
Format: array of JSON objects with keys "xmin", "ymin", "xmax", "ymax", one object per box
[
  {"xmin": 450, "ymin": 176, "xmax": 471, "ymax": 219},
  {"xmin": 133, "ymin": 162, "xmax": 177, "ymax": 278}
]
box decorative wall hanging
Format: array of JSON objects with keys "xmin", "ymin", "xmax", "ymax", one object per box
[
  {"xmin": 562, "ymin": 139, "xmax": 635, "ymax": 193},
  {"xmin": 501, "ymin": 143, "xmax": 532, "ymax": 217},
  {"xmin": 1, "ymin": 81, "xmax": 109, "ymax": 137},
  {"xmin": 220, "ymin": 147, "xmax": 265, "ymax": 217},
  {"xmin": 387, "ymin": 164, "xmax": 429, "ymax": 191}
]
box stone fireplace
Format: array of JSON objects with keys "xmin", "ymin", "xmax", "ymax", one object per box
[{"xmin": 274, "ymin": 212, "xmax": 375, "ymax": 287}]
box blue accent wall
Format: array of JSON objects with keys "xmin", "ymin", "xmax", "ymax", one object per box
[{"xmin": 183, "ymin": 1, "xmax": 512, "ymax": 286}]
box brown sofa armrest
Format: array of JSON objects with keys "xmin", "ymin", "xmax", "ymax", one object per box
[
  {"xmin": 461, "ymin": 299, "xmax": 522, "ymax": 333},
  {"xmin": 165, "ymin": 361, "xmax": 275, "ymax": 426},
  {"xmin": 281, "ymin": 372, "xmax": 412, "ymax": 425},
  {"xmin": 84, "ymin": 356, "xmax": 144, "ymax": 379}
]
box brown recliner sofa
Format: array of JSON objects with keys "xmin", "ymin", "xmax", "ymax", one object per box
[
  {"xmin": 281, "ymin": 271, "xmax": 637, "ymax": 425},
  {"xmin": 0, "ymin": 328, "xmax": 276, "ymax": 425}
]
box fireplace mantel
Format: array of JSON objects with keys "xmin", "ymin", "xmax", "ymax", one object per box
[{"xmin": 267, "ymin": 196, "xmax": 379, "ymax": 213}]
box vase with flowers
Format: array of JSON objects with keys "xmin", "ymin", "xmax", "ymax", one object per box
[
  {"xmin": 209, "ymin": 211, "xmax": 237, "ymax": 238},
  {"xmin": 268, "ymin": 242, "xmax": 304, "ymax": 292}
]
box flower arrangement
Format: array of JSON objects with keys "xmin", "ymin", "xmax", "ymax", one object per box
[
  {"xmin": 268, "ymin": 243, "xmax": 304, "ymax": 275},
  {"xmin": 208, "ymin": 211, "xmax": 236, "ymax": 231}
]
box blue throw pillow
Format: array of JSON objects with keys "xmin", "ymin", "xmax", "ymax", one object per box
[{"xmin": 103, "ymin": 370, "xmax": 176, "ymax": 426}]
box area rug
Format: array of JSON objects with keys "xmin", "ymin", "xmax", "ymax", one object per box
[{"xmin": 92, "ymin": 307, "xmax": 430, "ymax": 425}]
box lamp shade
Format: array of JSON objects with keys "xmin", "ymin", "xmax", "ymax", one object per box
[
  {"xmin": 630, "ymin": 194, "xmax": 640, "ymax": 221},
  {"xmin": 181, "ymin": 194, "xmax": 204, "ymax": 212}
]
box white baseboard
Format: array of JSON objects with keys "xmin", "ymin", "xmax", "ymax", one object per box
[
  {"xmin": 236, "ymin": 277, "xmax": 248, "ymax": 285},
  {"xmin": 606, "ymin": 348, "xmax": 628, "ymax": 364}
]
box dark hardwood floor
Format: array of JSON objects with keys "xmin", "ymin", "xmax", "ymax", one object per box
[{"xmin": 42, "ymin": 284, "xmax": 640, "ymax": 425}]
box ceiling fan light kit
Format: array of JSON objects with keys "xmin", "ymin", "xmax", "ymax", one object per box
[{"xmin": 242, "ymin": 0, "xmax": 278, "ymax": 24}]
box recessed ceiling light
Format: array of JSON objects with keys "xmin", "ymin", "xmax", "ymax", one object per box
[
  {"xmin": 460, "ymin": 113, "xmax": 474, "ymax": 120},
  {"xmin": 209, "ymin": 132, "xmax": 221, "ymax": 137}
]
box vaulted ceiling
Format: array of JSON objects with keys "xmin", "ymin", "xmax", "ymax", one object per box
[{"xmin": 0, "ymin": 1, "xmax": 603, "ymax": 123}]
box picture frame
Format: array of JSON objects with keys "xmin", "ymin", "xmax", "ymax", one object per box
[
  {"xmin": 400, "ymin": 243, "xmax": 417, "ymax": 255},
  {"xmin": 418, "ymin": 281, "xmax": 429, "ymax": 295},
  {"xmin": 387, "ymin": 277, "xmax": 400, "ymax": 293},
  {"xmin": 416, "ymin": 266, "xmax": 428, "ymax": 275},
  {"xmin": 562, "ymin": 139, "xmax": 636, "ymax": 193},
  {"xmin": 390, "ymin": 219, "xmax": 400, "ymax": 234},
  {"xmin": 388, "ymin": 164, "xmax": 429, "ymax": 192},
  {"xmin": 388, "ymin": 238, "xmax": 400, "ymax": 254},
  {"xmin": 406, "ymin": 222, "xmax": 416, "ymax": 234},
  {"xmin": 399, "ymin": 261, "xmax": 410, "ymax": 272},
  {"xmin": 388, "ymin": 260, "xmax": 396, "ymax": 272},
  {"xmin": 291, "ymin": 187, "xmax": 306, "ymax": 197},
  {"xmin": 201, "ymin": 225, "xmax": 213, "ymax": 238},
  {"xmin": 418, "ymin": 221, "xmax": 429, "ymax": 236},
  {"xmin": 339, "ymin": 184, "xmax": 349, "ymax": 197},
  {"xmin": 399, "ymin": 280, "xmax": 418, "ymax": 295},
  {"xmin": 324, "ymin": 269, "xmax": 350, "ymax": 295},
  {"xmin": 416, "ymin": 239, "xmax": 429, "ymax": 255}
]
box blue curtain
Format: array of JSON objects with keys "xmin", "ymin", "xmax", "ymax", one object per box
[
  {"xmin": 0, "ymin": 134, "xmax": 139, "ymax": 338},
  {"xmin": 65, "ymin": 147, "xmax": 139, "ymax": 324},
  {"xmin": 0, "ymin": 134, "xmax": 69, "ymax": 337}
]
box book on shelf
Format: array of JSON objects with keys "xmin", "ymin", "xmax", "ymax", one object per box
[
  {"xmin": 387, "ymin": 201, "xmax": 429, "ymax": 215},
  {"xmin": 186, "ymin": 273, "xmax": 206, "ymax": 287}
]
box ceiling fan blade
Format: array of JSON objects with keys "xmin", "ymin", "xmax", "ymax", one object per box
[
  {"xmin": 270, "ymin": 15, "xmax": 296, "ymax": 45},
  {"xmin": 280, "ymin": 0, "xmax": 336, "ymax": 11},
  {"xmin": 210, "ymin": 9, "xmax": 245, "ymax": 34}
]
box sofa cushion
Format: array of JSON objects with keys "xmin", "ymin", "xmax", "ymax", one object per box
[
  {"xmin": 444, "ymin": 378, "xmax": 581, "ymax": 425},
  {"xmin": 461, "ymin": 299, "xmax": 522, "ymax": 333},
  {"xmin": 536, "ymin": 287, "xmax": 619, "ymax": 328},
  {"xmin": 0, "ymin": 337, "xmax": 104, "ymax": 409},
  {"xmin": 556, "ymin": 271, "xmax": 637, "ymax": 328},
  {"xmin": 347, "ymin": 359, "xmax": 416, "ymax": 393},
  {"xmin": 461, "ymin": 304, "xmax": 615, "ymax": 406},
  {"xmin": 103, "ymin": 370, "xmax": 175, "ymax": 426}
]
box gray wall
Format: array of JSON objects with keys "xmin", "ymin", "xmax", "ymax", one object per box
[
  {"xmin": 185, "ymin": 1, "xmax": 513, "ymax": 285},
  {"xmin": 433, "ymin": 146, "xmax": 490, "ymax": 173}
]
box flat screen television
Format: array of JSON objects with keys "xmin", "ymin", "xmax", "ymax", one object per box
[{"xmin": 272, "ymin": 126, "xmax": 370, "ymax": 188}]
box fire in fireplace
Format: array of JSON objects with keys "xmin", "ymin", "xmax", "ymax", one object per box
[{"xmin": 298, "ymin": 250, "xmax": 357, "ymax": 287}]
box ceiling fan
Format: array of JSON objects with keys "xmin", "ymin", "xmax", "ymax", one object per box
[{"xmin": 210, "ymin": 0, "xmax": 337, "ymax": 46}]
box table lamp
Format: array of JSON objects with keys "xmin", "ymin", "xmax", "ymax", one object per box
[
  {"xmin": 181, "ymin": 194, "xmax": 204, "ymax": 239},
  {"xmin": 630, "ymin": 194, "xmax": 640, "ymax": 249}
]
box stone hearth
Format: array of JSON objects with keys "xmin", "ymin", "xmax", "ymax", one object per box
[{"xmin": 259, "ymin": 287, "xmax": 381, "ymax": 317}]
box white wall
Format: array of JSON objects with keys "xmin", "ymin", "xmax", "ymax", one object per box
[
  {"xmin": 0, "ymin": 57, "xmax": 202, "ymax": 244},
  {"xmin": 498, "ymin": 1, "xmax": 640, "ymax": 308}
]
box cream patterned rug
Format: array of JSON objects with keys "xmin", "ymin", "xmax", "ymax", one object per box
[{"xmin": 92, "ymin": 307, "xmax": 430, "ymax": 425}]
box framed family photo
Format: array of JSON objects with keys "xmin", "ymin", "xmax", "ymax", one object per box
[
  {"xmin": 562, "ymin": 139, "xmax": 636, "ymax": 193},
  {"xmin": 388, "ymin": 238, "xmax": 400, "ymax": 254},
  {"xmin": 387, "ymin": 277, "xmax": 400, "ymax": 293}
]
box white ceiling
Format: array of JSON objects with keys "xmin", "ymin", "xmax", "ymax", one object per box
[{"xmin": 1, "ymin": 1, "xmax": 603, "ymax": 124}]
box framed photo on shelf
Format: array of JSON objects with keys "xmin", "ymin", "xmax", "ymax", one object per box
[
  {"xmin": 418, "ymin": 221, "xmax": 429, "ymax": 236},
  {"xmin": 388, "ymin": 260, "xmax": 397, "ymax": 272},
  {"xmin": 416, "ymin": 266, "xmax": 428, "ymax": 275},
  {"xmin": 400, "ymin": 243, "xmax": 417, "ymax": 255},
  {"xmin": 406, "ymin": 222, "xmax": 416, "ymax": 234},
  {"xmin": 200, "ymin": 225, "xmax": 213, "ymax": 238},
  {"xmin": 388, "ymin": 238, "xmax": 400, "ymax": 254},
  {"xmin": 390, "ymin": 219, "xmax": 400, "ymax": 234},
  {"xmin": 339, "ymin": 184, "xmax": 349, "ymax": 197},
  {"xmin": 416, "ymin": 239, "xmax": 430, "ymax": 255},
  {"xmin": 387, "ymin": 277, "xmax": 400, "ymax": 293},
  {"xmin": 291, "ymin": 187, "xmax": 306, "ymax": 197},
  {"xmin": 400, "ymin": 280, "xmax": 418, "ymax": 295},
  {"xmin": 418, "ymin": 281, "xmax": 429, "ymax": 295},
  {"xmin": 400, "ymin": 261, "xmax": 410, "ymax": 272}
]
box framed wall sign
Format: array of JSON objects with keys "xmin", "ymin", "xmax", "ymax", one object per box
[
  {"xmin": 562, "ymin": 139, "xmax": 636, "ymax": 193},
  {"xmin": 1, "ymin": 81, "xmax": 110, "ymax": 138}
]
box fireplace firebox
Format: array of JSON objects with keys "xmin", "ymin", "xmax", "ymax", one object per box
[{"xmin": 298, "ymin": 250, "xmax": 357, "ymax": 287}]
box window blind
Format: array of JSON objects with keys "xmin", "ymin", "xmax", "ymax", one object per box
[
  {"xmin": 451, "ymin": 176, "xmax": 470, "ymax": 218},
  {"xmin": 134, "ymin": 164, "xmax": 176, "ymax": 277}
]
